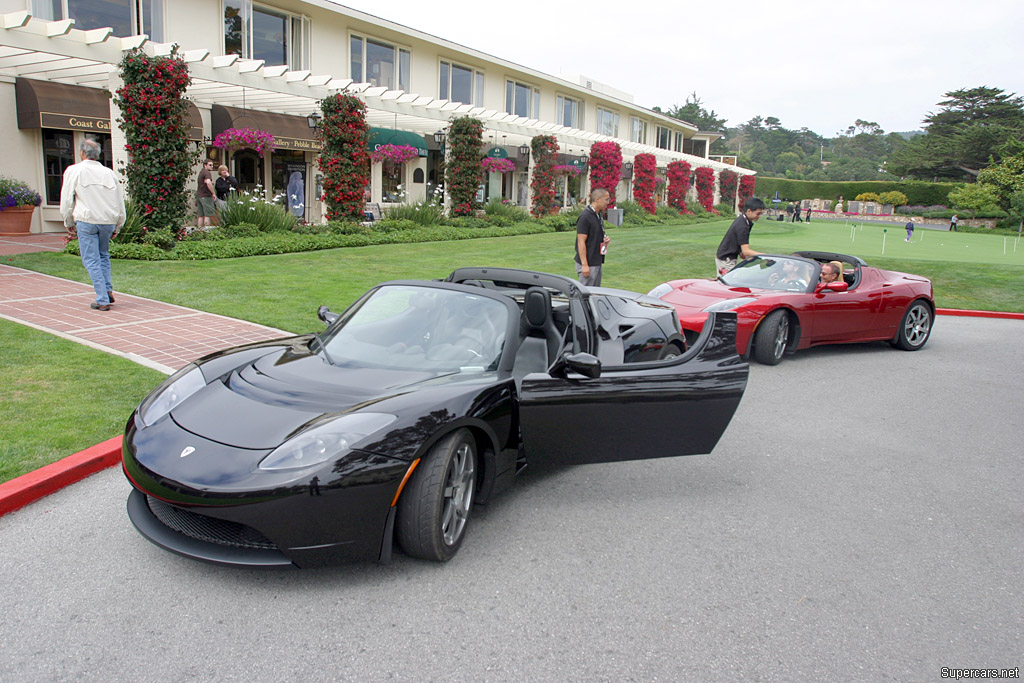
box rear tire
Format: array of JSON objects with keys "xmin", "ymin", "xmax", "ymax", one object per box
[
  {"xmin": 891, "ymin": 300, "xmax": 933, "ymax": 351},
  {"xmin": 753, "ymin": 310, "xmax": 790, "ymax": 365},
  {"xmin": 397, "ymin": 429, "xmax": 477, "ymax": 562},
  {"xmin": 659, "ymin": 341, "xmax": 684, "ymax": 360}
]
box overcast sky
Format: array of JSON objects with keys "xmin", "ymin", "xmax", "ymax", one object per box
[{"xmin": 333, "ymin": 0, "xmax": 1024, "ymax": 137}]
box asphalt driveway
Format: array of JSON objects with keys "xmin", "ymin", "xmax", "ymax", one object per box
[{"xmin": 1, "ymin": 315, "xmax": 1021, "ymax": 682}]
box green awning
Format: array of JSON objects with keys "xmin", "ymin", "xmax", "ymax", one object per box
[{"xmin": 368, "ymin": 128, "xmax": 428, "ymax": 156}]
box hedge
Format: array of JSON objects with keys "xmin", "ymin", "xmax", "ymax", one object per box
[
  {"xmin": 65, "ymin": 222, "xmax": 556, "ymax": 260},
  {"xmin": 754, "ymin": 178, "xmax": 961, "ymax": 207}
]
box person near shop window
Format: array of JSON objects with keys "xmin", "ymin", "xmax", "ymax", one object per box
[
  {"xmin": 60, "ymin": 139, "xmax": 125, "ymax": 311},
  {"xmin": 215, "ymin": 165, "xmax": 239, "ymax": 210},
  {"xmin": 196, "ymin": 159, "xmax": 216, "ymax": 228}
]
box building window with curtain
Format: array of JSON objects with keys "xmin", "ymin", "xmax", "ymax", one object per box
[
  {"xmin": 439, "ymin": 61, "xmax": 483, "ymax": 106},
  {"xmin": 630, "ymin": 117, "xmax": 647, "ymax": 144},
  {"xmin": 350, "ymin": 34, "xmax": 410, "ymax": 91},
  {"xmin": 556, "ymin": 95, "xmax": 581, "ymax": 129},
  {"xmin": 505, "ymin": 80, "xmax": 539, "ymax": 119},
  {"xmin": 224, "ymin": 1, "xmax": 309, "ymax": 69},
  {"xmin": 597, "ymin": 108, "xmax": 619, "ymax": 137},
  {"xmin": 656, "ymin": 126, "xmax": 671, "ymax": 150},
  {"xmin": 32, "ymin": 0, "xmax": 164, "ymax": 41}
]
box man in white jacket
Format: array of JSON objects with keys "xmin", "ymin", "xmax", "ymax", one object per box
[{"xmin": 60, "ymin": 139, "xmax": 126, "ymax": 311}]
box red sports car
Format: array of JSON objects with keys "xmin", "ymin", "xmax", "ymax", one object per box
[{"xmin": 648, "ymin": 251, "xmax": 935, "ymax": 365}]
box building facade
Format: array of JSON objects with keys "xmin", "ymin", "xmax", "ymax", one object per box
[{"xmin": 1, "ymin": 0, "xmax": 751, "ymax": 233}]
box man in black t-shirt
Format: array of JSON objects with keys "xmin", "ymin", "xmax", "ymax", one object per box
[
  {"xmin": 716, "ymin": 197, "xmax": 765, "ymax": 275},
  {"xmin": 575, "ymin": 188, "xmax": 612, "ymax": 286}
]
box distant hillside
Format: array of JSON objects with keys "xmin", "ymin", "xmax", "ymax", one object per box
[{"xmin": 892, "ymin": 130, "xmax": 924, "ymax": 141}]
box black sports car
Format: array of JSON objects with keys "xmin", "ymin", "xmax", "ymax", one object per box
[{"xmin": 123, "ymin": 268, "xmax": 748, "ymax": 568}]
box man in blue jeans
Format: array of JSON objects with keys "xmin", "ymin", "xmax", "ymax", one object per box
[{"xmin": 60, "ymin": 139, "xmax": 126, "ymax": 311}]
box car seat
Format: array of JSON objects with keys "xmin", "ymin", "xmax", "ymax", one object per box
[{"xmin": 512, "ymin": 286, "xmax": 563, "ymax": 386}]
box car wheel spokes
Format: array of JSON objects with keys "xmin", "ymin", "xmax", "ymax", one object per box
[
  {"xmin": 905, "ymin": 306, "xmax": 930, "ymax": 346},
  {"xmin": 773, "ymin": 315, "xmax": 789, "ymax": 359},
  {"xmin": 441, "ymin": 443, "xmax": 474, "ymax": 545}
]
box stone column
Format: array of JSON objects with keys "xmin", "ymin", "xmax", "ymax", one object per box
[{"xmin": 107, "ymin": 72, "xmax": 129, "ymax": 190}]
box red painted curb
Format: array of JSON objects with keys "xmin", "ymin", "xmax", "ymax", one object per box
[
  {"xmin": 937, "ymin": 308, "xmax": 1024, "ymax": 320},
  {"xmin": 0, "ymin": 436, "xmax": 122, "ymax": 517}
]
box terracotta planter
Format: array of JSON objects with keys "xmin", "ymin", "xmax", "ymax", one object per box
[{"xmin": 0, "ymin": 206, "xmax": 36, "ymax": 236}]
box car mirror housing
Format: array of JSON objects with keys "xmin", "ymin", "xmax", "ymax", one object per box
[
  {"xmin": 317, "ymin": 305, "xmax": 339, "ymax": 326},
  {"xmin": 552, "ymin": 352, "xmax": 601, "ymax": 379}
]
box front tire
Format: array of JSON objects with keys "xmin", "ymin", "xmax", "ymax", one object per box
[
  {"xmin": 397, "ymin": 429, "xmax": 477, "ymax": 562},
  {"xmin": 891, "ymin": 300, "xmax": 933, "ymax": 351},
  {"xmin": 753, "ymin": 310, "xmax": 790, "ymax": 365}
]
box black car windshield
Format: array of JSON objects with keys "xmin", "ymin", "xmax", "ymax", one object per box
[
  {"xmin": 721, "ymin": 256, "xmax": 814, "ymax": 292},
  {"xmin": 320, "ymin": 285, "xmax": 508, "ymax": 372}
]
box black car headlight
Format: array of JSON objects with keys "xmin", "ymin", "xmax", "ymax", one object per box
[
  {"xmin": 703, "ymin": 297, "xmax": 755, "ymax": 313},
  {"xmin": 259, "ymin": 413, "xmax": 397, "ymax": 471},
  {"xmin": 138, "ymin": 365, "xmax": 207, "ymax": 427}
]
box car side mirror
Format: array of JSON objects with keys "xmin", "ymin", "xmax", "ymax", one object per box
[
  {"xmin": 317, "ymin": 305, "xmax": 339, "ymax": 326},
  {"xmin": 551, "ymin": 352, "xmax": 601, "ymax": 379},
  {"xmin": 815, "ymin": 281, "xmax": 848, "ymax": 294}
]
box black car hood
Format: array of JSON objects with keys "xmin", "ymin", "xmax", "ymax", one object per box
[{"xmin": 170, "ymin": 342, "xmax": 445, "ymax": 449}]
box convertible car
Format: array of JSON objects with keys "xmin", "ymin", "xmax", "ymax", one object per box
[
  {"xmin": 123, "ymin": 268, "xmax": 748, "ymax": 568},
  {"xmin": 648, "ymin": 251, "xmax": 934, "ymax": 366}
]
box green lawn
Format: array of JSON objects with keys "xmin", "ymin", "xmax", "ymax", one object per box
[
  {"xmin": 0, "ymin": 319, "xmax": 165, "ymax": 482},
  {"xmin": 2, "ymin": 218, "xmax": 1022, "ymax": 483}
]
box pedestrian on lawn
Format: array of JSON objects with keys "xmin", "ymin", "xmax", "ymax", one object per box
[
  {"xmin": 575, "ymin": 187, "xmax": 611, "ymax": 287},
  {"xmin": 59, "ymin": 138, "xmax": 125, "ymax": 312}
]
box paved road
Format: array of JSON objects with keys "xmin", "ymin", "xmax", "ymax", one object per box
[{"xmin": 2, "ymin": 316, "xmax": 1021, "ymax": 682}]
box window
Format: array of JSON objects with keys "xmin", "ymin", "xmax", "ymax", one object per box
[
  {"xmin": 630, "ymin": 117, "xmax": 647, "ymax": 144},
  {"xmin": 597, "ymin": 108, "xmax": 619, "ymax": 137},
  {"xmin": 505, "ymin": 80, "xmax": 540, "ymax": 118},
  {"xmin": 556, "ymin": 95, "xmax": 581, "ymax": 128},
  {"xmin": 224, "ymin": 1, "xmax": 308, "ymax": 69},
  {"xmin": 42, "ymin": 130, "xmax": 74, "ymax": 205},
  {"xmin": 674, "ymin": 131, "xmax": 684, "ymax": 153},
  {"xmin": 350, "ymin": 34, "xmax": 410, "ymax": 91},
  {"xmin": 439, "ymin": 61, "xmax": 483, "ymax": 106},
  {"xmin": 656, "ymin": 126, "xmax": 671, "ymax": 150},
  {"xmin": 32, "ymin": 0, "xmax": 163, "ymax": 41}
]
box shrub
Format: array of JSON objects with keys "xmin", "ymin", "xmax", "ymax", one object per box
[
  {"xmin": 483, "ymin": 198, "xmax": 530, "ymax": 222},
  {"xmin": 666, "ymin": 160, "xmax": 692, "ymax": 212},
  {"xmin": 754, "ymin": 177, "xmax": 959, "ymax": 207},
  {"xmin": 317, "ymin": 93, "xmax": 370, "ymax": 221},
  {"xmin": 375, "ymin": 218, "xmax": 421, "ymax": 232},
  {"xmin": 142, "ymin": 227, "xmax": 177, "ymax": 250},
  {"xmin": 694, "ymin": 167, "xmax": 715, "ymax": 211},
  {"xmin": 878, "ymin": 190, "xmax": 909, "ymax": 207},
  {"xmin": 443, "ymin": 216, "xmax": 490, "ymax": 229},
  {"xmin": 529, "ymin": 135, "xmax": 559, "ymax": 217},
  {"xmin": 538, "ymin": 214, "xmax": 575, "ymax": 231},
  {"xmin": 855, "ymin": 192, "xmax": 882, "ymax": 202},
  {"xmin": 719, "ymin": 169, "xmax": 738, "ymax": 207},
  {"xmin": 114, "ymin": 47, "xmax": 198, "ymax": 234},
  {"xmin": 445, "ymin": 116, "xmax": 485, "ymax": 216},
  {"xmin": 217, "ymin": 188, "xmax": 297, "ymax": 232},
  {"xmin": 632, "ymin": 153, "xmax": 657, "ymax": 214},
  {"xmin": 589, "ymin": 142, "xmax": 623, "ymax": 206},
  {"xmin": 385, "ymin": 201, "xmax": 444, "ymax": 226},
  {"xmin": 112, "ymin": 198, "xmax": 147, "ymax": 244}
]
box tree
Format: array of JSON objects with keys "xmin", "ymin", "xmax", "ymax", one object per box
[
  {"xmin": 888, "ymin": 86, "xmax": 1024, "ymax": 181},
  {"xmin": 657, "ymin": 92, "xmax": 727, "ymax": 133},
  {"xmin": 976, "ymin": 139, "xmax": 1024, "ymax": 207},
  {"xmin": 947, "ymin": 183, "xmax": 1001, "ymax": 212}
]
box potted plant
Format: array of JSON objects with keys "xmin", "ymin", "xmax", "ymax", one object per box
[{"xmin": 0, "ymin": 176, "xmax": 42, "ymax": 235}]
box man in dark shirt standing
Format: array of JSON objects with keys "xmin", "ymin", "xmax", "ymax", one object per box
[
  {"xmin": 716, "ymin": 197, "xmax": 765, "ymax": 275},
  {"xmin": 575, "ymin": 187, "xmax": 611, "ymax": 286}
]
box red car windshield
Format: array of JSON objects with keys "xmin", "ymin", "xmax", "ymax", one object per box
[{"xmin": 721, "ymin": 257, "xmax": 814, "ymax": 292}]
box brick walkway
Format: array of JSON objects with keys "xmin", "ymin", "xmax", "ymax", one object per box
[
  {"xmin": 0, "ymin": 233, "xmax": 67, "ymax": 256},
  {"xmin": 0, "ymin": 264, "xmax": 290, "ymax": 374}
]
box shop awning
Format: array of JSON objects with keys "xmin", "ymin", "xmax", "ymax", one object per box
[
  {"xmin": 368, "ymin": 127, "xmax": 428, "ymax": 156},
  {"xmin": 16, "ymin": 77, "xmax": 203, "ymax": 139},
  {"xmin": 211, "ymin": 104, "xmax": 321, "ymax": 151}
]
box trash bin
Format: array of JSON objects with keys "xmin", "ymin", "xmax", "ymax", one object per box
[{"xmin": 605, "ymin": 208, "xmax": 624, "ymax": 226}]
